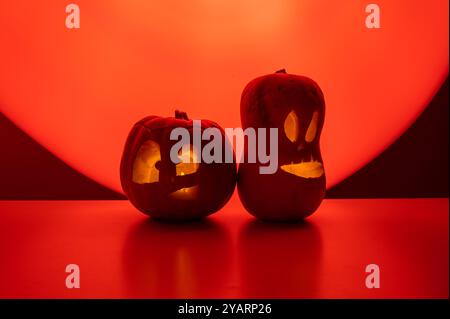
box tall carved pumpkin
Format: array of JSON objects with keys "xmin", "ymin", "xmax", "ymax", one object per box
[
  {"xmin": 121, "ymin": 111, "xmax": 237, "ymax": 220},
  {"xmin": 238, "ymin": 70, "xmax": 326, "ymax": 221}
]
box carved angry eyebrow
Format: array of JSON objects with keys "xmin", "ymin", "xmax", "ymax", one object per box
[
  {"xmin": 284, "ymin": 110, "xmax": 319, "ymax": 143},
  {"xmin": 305, "ymin": 111, "xmax": 319, "ymax": 143}
]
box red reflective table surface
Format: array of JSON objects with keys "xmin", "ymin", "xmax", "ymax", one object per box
[{"xmin": 0, "ymin": 195, "xmax": 448, "ymax": 298}]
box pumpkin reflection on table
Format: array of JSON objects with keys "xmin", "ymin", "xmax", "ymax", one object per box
[{"xmin": 122, "ymin": 218, "xmax": 233, "ymax": 297}]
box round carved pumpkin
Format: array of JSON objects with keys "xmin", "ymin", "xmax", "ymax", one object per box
[
  {"xmin": 120, "ymin": 111, "xmax": 236, "ymax": 220},
  {"xmin": 238, "ymin": 70, "xmax": 326, "ymax": 221}
]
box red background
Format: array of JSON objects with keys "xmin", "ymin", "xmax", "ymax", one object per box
[{"xmin": 0, "ymin": 0, "xmax": 447, "ymax": 300}]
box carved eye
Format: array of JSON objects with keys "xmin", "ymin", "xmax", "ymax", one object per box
[
  {"xmin": 175, "ymin": 145, "xmax": 199, "ymax": 176},
  {"xmin": 284, "ymin": 110, "xmax": 299, "ymax": 143},
  {"xmin": 172, "ymin": 144, "xmax": 199, "ymax": 199},
  {"xmin": 305, "ymin": 111, "xmax": 319, "ymax": 143},
  {"xmin": 132, "ymin": 140, "xmax": 161, "ymax": 184}
]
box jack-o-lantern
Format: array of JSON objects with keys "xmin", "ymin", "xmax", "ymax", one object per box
[
  {"xmin": 238, "ymin": 70, "xmax": 326, "ymax": 221},
  {"xmin": 120, "ymin": 111, "xmax": 236, "ymax": 220}
]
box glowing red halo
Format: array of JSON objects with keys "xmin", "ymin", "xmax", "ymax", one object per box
[{"xmin": 0, "ymin": 0, "xmax": 448, "ymax": 194}]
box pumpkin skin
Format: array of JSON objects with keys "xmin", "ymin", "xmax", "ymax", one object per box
[
  {"xmin": 120, "ymin": 111, "xmax": 236, "ymax": 220},
  {"xmin": 238, "ymin": 70, "xmax": 326, "ymax": 221}
]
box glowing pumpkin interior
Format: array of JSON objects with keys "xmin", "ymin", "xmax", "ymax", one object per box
[
  {"xmin": 132, "ymin": 140, "xmax": 161, "ymax": 184},
  {"xmin": 171, "ymin": 145, "xmax": 200, "ymax": 200}
]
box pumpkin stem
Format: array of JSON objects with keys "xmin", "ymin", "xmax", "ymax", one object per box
[
  {"xmin": 275, "ymin": 69, "xmax": 287, "ymax": 74},
  {"xmin": 175, "ymin": 110, "xmax": 189, "ymax": 120}
]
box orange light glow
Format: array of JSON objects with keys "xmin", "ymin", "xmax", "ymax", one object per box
[
  {"xmin": 132, "ymin": 140, "xmax": 161, "ymax": 184},
  {"xmin": 284, "ymin": 110, "xmax": 299, "ymax": 143},
  {"xmin": 0, "ymin": 0, "xmax": 448, "ymax": 193},
  {"xmin": 171, "ymin": 146, "xmax": 199, "ymax": 200}
]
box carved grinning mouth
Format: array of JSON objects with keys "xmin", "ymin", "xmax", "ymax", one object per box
[{"xmin": 280, "ymin": 156, "xmax": 324, "ymax": 179}]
